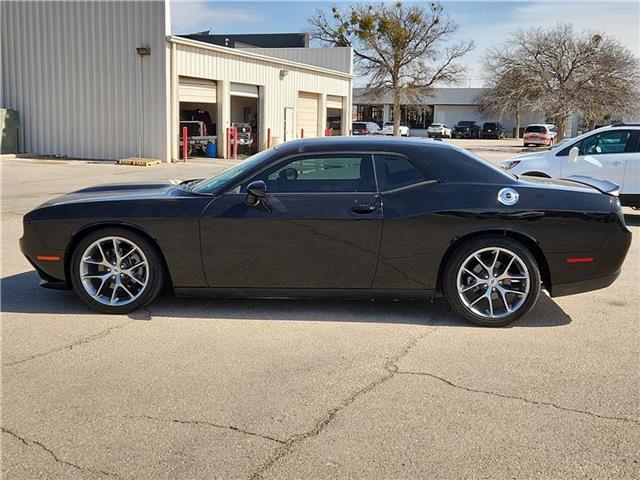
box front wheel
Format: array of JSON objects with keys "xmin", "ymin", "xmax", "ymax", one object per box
[
  {"xmin": 443, "ymin": 237, "xmax": 541, "ymax": 326},
  {"xmin": 70, "ymin": 228, "xmax": 165, "ymax": 314}
]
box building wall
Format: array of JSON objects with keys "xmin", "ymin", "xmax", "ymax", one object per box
[
  {"xmin": 433, "ymin": 105, "xmax": 544, "ymax": 134},
  {"xmin": 170, "ymin": 37, "xmax": 353, "ymax": 159},
  {"xmin": 0, "ymin": 0, "xmax": 169, "ymax": 160}
]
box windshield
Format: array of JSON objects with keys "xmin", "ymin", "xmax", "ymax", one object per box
[
  {"xmin": 190, "ymin": 148, "xmax": 275, "ymax": 194},
  {"xmin": 457, "ymin": 121, "xmax": 473, "ymax": 127},
  {"xmin": 483, "ymin": 123, "xmax": 496, "ymax": 128},
  {"xmin": 384, "ymin": 122, "xmax": 394, "ymax": 126},
  {"xmin": 525, "ymin": 126, "xmax": 546, "ymax": 133},
  {"xmin": 352, "ymin": 123, "xmax": 366, "ymax": 128},
  {"xmin": 429, "ymin": 124, "xmax": 442, "ymax": 128}
]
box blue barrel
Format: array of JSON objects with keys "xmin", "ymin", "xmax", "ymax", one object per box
[{"xmin": 205, "ymin": 140, "xmax": 217, "ymax": 158}]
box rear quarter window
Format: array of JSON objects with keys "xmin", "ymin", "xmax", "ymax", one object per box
[{"xmin": 374, "ymin": 155, "xmax": 434, "ymax": 191}]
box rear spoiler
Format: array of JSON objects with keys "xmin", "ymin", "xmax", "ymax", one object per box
[{"xmin": 562, "ymin": 175, "xmax": 620, "ymax": 196}]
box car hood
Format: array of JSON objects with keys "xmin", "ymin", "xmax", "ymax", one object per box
[
  {"xmin": 36, "ymin": 181, "xmax": 181, "ymax": 208},
  {"xmin": 503, "ymin": 151, "xmax": 547, "ymax": 163}
]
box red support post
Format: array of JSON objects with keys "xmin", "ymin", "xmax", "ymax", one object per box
[
  {"xmin": 301, "ymin": 128, "xmax": 304, "ymax": 139},
  {"xmin": 232, "ymin": 127, "xmax": 238, "ymax": 160},
  {"xmin": 225, "ymin": 127, "xmax": 230, "ymax": 159},
  {"xmin": 182, "ymin": 126, "xmax": 188, "ymax": 162},
  {"xmin": 267, "ymin": 128, "xmax": 271, "ymax": 148}
]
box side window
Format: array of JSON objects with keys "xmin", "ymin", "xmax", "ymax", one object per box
[
  {"xmin": 583, "ymin": 130, "xmax": 631, "ymax": 155},
  {"xmin": 374, "ymin": 154, "xmax": 433, "ymax": 191},
  {"xmin": 244, "ymin": 154, "xmax": 376, "ymax": 193}
]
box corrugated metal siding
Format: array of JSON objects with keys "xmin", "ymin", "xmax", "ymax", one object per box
[
  {"xmin": 172, "ymin": 41, "xmax": 352, "ymax": 142},
  {"xmin": 0, "ymin": 1, "xmax": 169, "ymax": 160},
  {"xmin": 240, "ymin": 47, "xmax": 353, "ymax": 74}
]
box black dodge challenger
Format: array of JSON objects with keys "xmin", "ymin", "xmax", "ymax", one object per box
[{"xmin": 21, "ymin": 137, "xmax": 631, "ymax": 326}]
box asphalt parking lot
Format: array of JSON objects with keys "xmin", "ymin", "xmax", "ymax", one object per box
[{"xmin": 2, "ymin": 141, "xmax": 639, "ymax": 479}]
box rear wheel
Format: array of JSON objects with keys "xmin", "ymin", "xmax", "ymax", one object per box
[
  {"xmin": 70, "ymin": 228, "xmax": 165, "ymax": 314},
  {"xmin": 443, "ymin": 237, "xmax": 541, "ymax": 326}
]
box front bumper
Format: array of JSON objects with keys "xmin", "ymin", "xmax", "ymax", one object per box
[{"xmin": 20, "ymin": 224, "xmax": 68, "ymax": 286}]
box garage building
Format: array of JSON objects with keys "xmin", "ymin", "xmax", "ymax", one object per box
[{"xmin": 0, "ymin": 1, "xmax": 353, "ymax": 161}]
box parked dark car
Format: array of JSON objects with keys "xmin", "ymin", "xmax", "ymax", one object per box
[
  {"xmin": 453, "ymin": 121, "xmax": 481, "ymax": 139},
  {"xmin": 352, "ymin": 122, "xmax": 380, "ymax": 135},
  {"xmin": 21, "ymin": 137, "xmax": 631, "ymax": 326},
  {"xmin": 481, "ymin": 122, "xmax": 505, "ymax": 139}
]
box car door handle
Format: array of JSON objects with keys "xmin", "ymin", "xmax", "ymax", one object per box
[
  {"xmin": 351, "ymin": 204, "xmax": 377, "ymax": 214},
  {"xmin": 610, "ymin": 161, "xmax": 624, "ymax": 166}
]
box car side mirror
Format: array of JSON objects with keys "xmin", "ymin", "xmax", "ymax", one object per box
[
  {"xmin": 245, "ymin": 180, "xmax": 267, "ymax": 207},
  {"xmin": 568, "ymin": 146, "xmax": 579, "ymax": 163}
]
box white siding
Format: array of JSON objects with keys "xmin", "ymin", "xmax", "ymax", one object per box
[
  {"xmin": 170, "ymin": 37, "xmax": 353, "ymax": 157},
  {"xmin": 0, "ymin": 0, "xmax": 169, "ymax": 160}
]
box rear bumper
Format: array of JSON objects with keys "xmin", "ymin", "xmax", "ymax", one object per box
[
  {"xmin": 524, "ymin": 138, "xmax": 551, "ymax": 145},
  {"xmin": 550, "ymin": 269, "xmax": 621, "ymax": 297},
  {"xmin": 547, "ymin": 223, "xmax": 631, "ymax": 297}
]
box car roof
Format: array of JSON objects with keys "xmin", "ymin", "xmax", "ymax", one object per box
[{"xmin": 273, "ymin": 136, "xmax": 450, "ymax": 153}]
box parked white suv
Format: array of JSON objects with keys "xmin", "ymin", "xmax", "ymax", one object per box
[
  {"xmin": 427, "ymin": 123, "xmax": 452, "ymax": 138},
  {"xmin": 523, "ymin": 124, "xmax": 558, "ymax": 147},
  {"xmin": 382, "ymin": 122, "xmax": 409, "ymax": 136},
  {"xmin": 501, "ymin": 124, "xmax": 640, "ymax": 207}
]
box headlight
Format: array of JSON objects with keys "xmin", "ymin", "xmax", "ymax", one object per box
[{"xmin": 502, "ymin": 161, "xmax": 521, "ymax": 170}]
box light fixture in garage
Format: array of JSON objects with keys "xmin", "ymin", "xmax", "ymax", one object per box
[
  {"xmin": 279, "ymin": 69, "xmax": 289, "ymax": 80},
  {"xmin": 136, "ymin": 47, "xmax": 151, "ymax": 56}
]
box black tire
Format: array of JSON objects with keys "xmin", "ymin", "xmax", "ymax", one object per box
[
  {"xmin": 443, "ymin": 236, "xmax": 541, "ymax": 327},
  {"xmin": 70, "ymin": 227, "xmax": 165, "ymax": 314}
]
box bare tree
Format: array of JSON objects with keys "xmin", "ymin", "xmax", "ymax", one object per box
[
  {"xmin": 308, "ymin": 2, "xmax": 473, "ymax": 135},
  {"xmin": 481, "ymin": 23, "xmax": 639, "ymax": 139},
  {"xmin": 475, "ymin": 66, "xmax": 544, "ymax": 139},
  {"xmin": 576, "ymin": 36, "xmax": 640, "ymax": 130}
]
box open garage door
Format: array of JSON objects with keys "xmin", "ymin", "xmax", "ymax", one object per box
[
  {"xmin": 297, "ymin": 92, "xmax": 318, "ymax": 138},
  {"xmin": 178, "ymin": 77, "xmax": 217, "ymax": 103},
  {"xmin": 326, "ymin": 95, "xmax": 343, "ymax": 136}
]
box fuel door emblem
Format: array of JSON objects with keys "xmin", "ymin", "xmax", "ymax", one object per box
[{"xmin": 498, "ymin": 188, "xmax": 519, "ymax": 206}]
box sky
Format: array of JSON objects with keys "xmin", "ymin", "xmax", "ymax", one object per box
[{"xmin": 170, "ymin": 0, "xmax": 640, "ymax": 87}]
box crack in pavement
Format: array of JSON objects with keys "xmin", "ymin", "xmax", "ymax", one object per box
[
  {"xmin": 1, "ymin": 427, "xmax": 125, "ymax": 479},
  {"xmin": 100, "ymin": 413, "xmax": 287, "ymax": 445},
  {"xmin": 248, "ymin": 327, "xmax": 441, "ymax": 480},
  {"xmin": 2, "ymin": 320, "xmax": 134, "ymax": 368},
  {"xmin": 396, "ymin": 370, "xmax": 640, "ymax": 425}
]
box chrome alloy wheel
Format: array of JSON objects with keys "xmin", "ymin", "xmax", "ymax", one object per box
[
  {"xmin": 79, "ymin": 236, "xmax": 149, "ymax": 306},
  {"xmin": 456, "ymin": 247, "xmax": 530, "ymax": 319}
]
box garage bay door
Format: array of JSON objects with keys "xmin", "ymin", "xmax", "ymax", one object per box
[
  {"xmin": 297, "ymin": 92, "xmax": 318, "ymax": 138},
  {"xmin": 327, "ymin": 95, "xmax": 343, "ymax": 110},
  {"xmin": 178, "ymin": 77, "xmax": 217, "ymax": 103}
]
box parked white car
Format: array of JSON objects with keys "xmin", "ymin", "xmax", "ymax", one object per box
[
  {"xmin": 501, "ymin": 124, "xmax": 640, "ymax": 207},
  {"xmin": 427, "ymin": 123, "xmax": 452, "ymax": 138},
  {"xmin": 382, "ymin": 122, "xmax": 409, "ymax": 136},
  {"xmin": 523, "ymin": 124, "xmax": 558, "ymax": 147}
]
